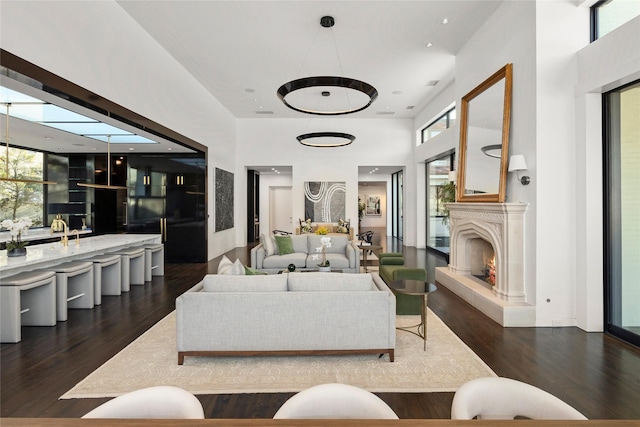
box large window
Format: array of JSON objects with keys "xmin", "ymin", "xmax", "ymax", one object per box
[
  {"xmin": 591, "ymin": 0, "xmax": 640, "ymax": 41},
  {"xmin": 0, "ymin": 146, "xmax": 45, "ymax": 226},
  {"xmin": 604, "ymin": 79, "xmax": 640, "ymax": 347},
  {"xmin": 426, "ymin": 153, "xmax": 455, "ymax": 255},
  {"xmin": 421, "ymin": 107, "xmax": 456, "ymax": 144}
]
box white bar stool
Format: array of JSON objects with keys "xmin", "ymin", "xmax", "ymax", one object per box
[
  {"xmin": 53, "ymin": 261, "xmax": 94, "ymax": 322},
  {"xmin": 1, "ymin": 270, "xmax": 57, "ymax": 343},
  {"xmin": 144, "ymin": 243, "xmax": 165, "ymax": 282},
  {"xmin": 112, "ymin": 246, "xmax": 145, "ymax": 288},
  {"xmin": 85, "ymin": 254, "xmax": 122, "ymax": 303}
]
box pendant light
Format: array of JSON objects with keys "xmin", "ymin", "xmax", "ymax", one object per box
[
  {"xmin": 1, "ymin": 103, "xmax": 57, "ymax": 185},
  {"xmin": 77, "ymin": 134, "xmax": 127, "ymax": 190}
]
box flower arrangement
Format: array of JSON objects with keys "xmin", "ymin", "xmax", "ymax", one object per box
[
  {"xmin": 313, "ymin": 236, "xmax": 332, "ymax": 267},
  {"xmin": 1, "ymin": 218, "xmax": 32, "ymax": 251},
  {"xmin": 315, "ymin": 226, "xmax": 328, "ymax": 235},
  {"xmin": 301, "ymin": 218, "xmax": 313, "ymax": 234}
]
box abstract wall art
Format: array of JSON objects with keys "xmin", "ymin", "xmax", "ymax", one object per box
[
  {"xmin": 304, "ymin": 181, "xmax": 346, "ymax": 223},
  {"xmin": 215, "ymin": 167, "xmax": 234, "ymax": 231}
]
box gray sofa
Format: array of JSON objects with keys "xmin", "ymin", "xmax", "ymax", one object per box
[
  {"xmin": 250, "ymin": 234, "xmax": 360, "ymax": 273},
  {"xmin": 175, "ymin": 272, "xmax": 396, "ymax": 364}
]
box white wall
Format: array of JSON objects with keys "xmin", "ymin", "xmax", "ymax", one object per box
[
  {"xmin": 236, "ymin": 118, "xmax": 413, "ymax": 246},
  {"xmin": 0, "ymin": 0, "xmax": 238, "ymax": 261}
]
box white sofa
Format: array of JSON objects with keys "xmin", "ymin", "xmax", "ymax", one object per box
[
  {"xmin": 250, "ymin": 234, "xmax": 360, "ymax": 274},
  {"xmin": 175, "ymin": 272, "xmax": 396, "ymax": 364}
]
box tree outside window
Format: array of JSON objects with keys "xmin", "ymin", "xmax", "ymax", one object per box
[{"xmin": 0, "ymin": 147, "xmax": 44, "ymax": 227}]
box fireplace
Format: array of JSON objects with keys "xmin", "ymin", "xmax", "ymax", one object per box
[{"xmin": 435, "ymin": 202, "xmax": 535, "ymax": 326}]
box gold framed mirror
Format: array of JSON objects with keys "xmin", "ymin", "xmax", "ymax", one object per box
[{"xmin": 456, "ymin": 63, "xmax": 512, "ymax": 202}]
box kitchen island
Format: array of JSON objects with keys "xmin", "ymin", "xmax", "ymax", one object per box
[{"xmin": 0, "ymin": 234, "xmax": 161, "ymax": 279}]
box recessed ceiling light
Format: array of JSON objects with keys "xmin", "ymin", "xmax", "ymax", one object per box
[
  {"xmin": 129, "ymin": 147, "xmax": 135, "ymax": 151},
  {"xmin": 426, "ymin": 42, "xmax": 433, "ymax": 48},
  {"xmin": 167, "ymin": 147, "xmax": 172, "ymax": 151},
  {"xmin": 442, "ymin": 18, "xmax": 449, "ymax": 24},
  {"xmin": 426, "ymin": 80, "xmax": 439, "ymax": 87}
]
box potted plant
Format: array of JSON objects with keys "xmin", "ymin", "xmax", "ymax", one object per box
[
  {"xmin": 437, "ymin": 181, "xmax": 456, "ymax": 225},
  {"xmin": 314, "ymin": 236, "xmax": 332, "ymax": 272},
  {"xmin": 1, "ymin": 218, "xmax": 32, "ymax": 257}
]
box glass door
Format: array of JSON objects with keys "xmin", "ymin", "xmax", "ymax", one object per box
[
  {"xmin": 426, "ymin": 153, "xmax": 455, "ymax": 256},
  {"xmin": 604, "ymin": 80, "xmax": 640, "ymax": 347},
  {"xmin": 391, "ymin": 170, "xmax": 403, "ymax": 240}
]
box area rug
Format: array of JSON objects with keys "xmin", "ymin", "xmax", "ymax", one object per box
[{"xmin": 61, "ymin": 310, "xmax": 495, "ymax": 399}]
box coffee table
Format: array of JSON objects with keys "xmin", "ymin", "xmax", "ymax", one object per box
[{"xmin": 388, "ymin": 279, "xmax": 437, "ymax": 350}]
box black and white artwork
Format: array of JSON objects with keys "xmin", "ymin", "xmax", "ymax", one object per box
[
  {"xmin": 304, "ymin": 181, "xmax": 346, "ymax": 222},
  {"xmin": 215, "ymin": 167, "xmax": 234, "ymax": 231}
]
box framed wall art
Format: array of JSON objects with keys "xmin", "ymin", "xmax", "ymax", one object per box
[
  {"xmin": 365, "ymin": 194, "xmax": 381, "ymax": 216},
  {"xmin": 304, "ymin": 181, "xmax": 346, "ymax": 222}
]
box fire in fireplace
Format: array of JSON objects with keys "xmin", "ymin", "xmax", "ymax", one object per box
[{"xmin": 470, "ymin": 238, "xmax": 496, "ymax": 287}]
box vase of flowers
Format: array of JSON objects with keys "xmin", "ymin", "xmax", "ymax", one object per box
[
  {"xmin": 314, "ymin": 236, "xmax": 332, "ymax": 272},
  {"xmin": 2, "ymin": 218, "xmax": 32, "ymax": 257}
]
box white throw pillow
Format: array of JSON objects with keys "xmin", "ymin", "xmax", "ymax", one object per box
[
  {"xmin": 231, "ymin": 258, "xmax": 246, "ymax": 275},
  {"xmin": 217, "ymin": 255, "xmax": 234, "ymax": 274},
  {"xmin": 261, "ymin": 233, "xmax": 278, "ymax": 256}
]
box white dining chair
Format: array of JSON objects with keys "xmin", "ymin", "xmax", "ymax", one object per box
[
  {"xmin": 273, "ymin": 383, "xmax": 399, "ymax": 419},
  {"xmin": 451, "ymin": 377, "xmax": 587, "ymax": 420},
  {"xmin": 82, "ymin": 386, "xmax": 204, "ymax": 419}
]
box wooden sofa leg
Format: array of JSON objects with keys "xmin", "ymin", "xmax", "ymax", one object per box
[
  {"xmin": 178, "ymin": 353, "xmax": 184, "ymax": 365},
  {"xmin": 389, "ymin": 349, "xmax": 395, "ymax": 362}
]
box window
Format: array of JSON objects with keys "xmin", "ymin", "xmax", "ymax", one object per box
[
  {"xmin": 604, "ymin": 79, "xmax": 640, "ymax": 348},
  {"xmin": 0, "ymin": 146, "xmax": 45, "ymax": 226},
  {"xmin": 591, "ymin": 0, "xmax": 640, "ymax": 41},
  {"xmin": 421, "ymin": 107, "xmax": 456, "ymax": 143}
]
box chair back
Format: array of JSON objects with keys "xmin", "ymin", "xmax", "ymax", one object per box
[
  {"xmin": 82, "ymin": 386, "xmax": 204, "ymax": 419},
  {"xmin": 451, "ymin": 377, "xmax": 587, "ymax": 420},
  {"xmin": 274, "ymin": 383, "xmax": 399, "ymax": 419}
]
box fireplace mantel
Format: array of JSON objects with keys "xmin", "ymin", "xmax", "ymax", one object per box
[{"xmin": 436, "ymin": 202, "xmax": 535, "ymax": 326}]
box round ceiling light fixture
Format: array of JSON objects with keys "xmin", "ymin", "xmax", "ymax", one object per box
[
  {"xmin": 296, "ymin": 132, "xmax": 355, "ymax": 148},
  {"xmin": 277, "ymin": 16, "xmax": 378, "ymax": 116}
]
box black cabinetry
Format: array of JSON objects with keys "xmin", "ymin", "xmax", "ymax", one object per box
[{"xmin": 127, "ymin": 154, "xmax": 206, "ymax": 262}]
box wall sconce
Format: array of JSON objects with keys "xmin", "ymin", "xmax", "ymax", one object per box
[
  {"xmin": 448, "ymin": 170, "xmax": 457, "ymax": 182},
  {"xmin": 508, "ymin": 155, "xmax": 530, "ymax": 185}
]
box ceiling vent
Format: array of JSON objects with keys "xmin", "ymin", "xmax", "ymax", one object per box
[
  {"xmin": 376, "ymin": 111, "xmax": 395, "ymax": 115},
  {"xmin": 426, "ymin": 80, "xmax": 439, "ymax": 87},
  {"xmin": 255, "ymin": 111, "xmax": 274, "ymax": 114}
]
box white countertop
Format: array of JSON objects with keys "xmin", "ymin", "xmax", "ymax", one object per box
[
  {"xmin": 0, "ymin": 234, "xmax": 162, "ymax": 279},
  {"xmin": 0, "ymin": 228, "xmax": 93, "ymax": 245}
]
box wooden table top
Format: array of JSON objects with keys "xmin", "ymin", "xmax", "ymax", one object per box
[{"xmin": 1, "ymin": 418, "xmax": 634, "ymax": 427}]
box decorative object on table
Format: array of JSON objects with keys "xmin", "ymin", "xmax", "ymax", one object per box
[
  {"xmin": 287, "ymin": 263, "xmax": 296, "ymax": 272},
  {"xmin": 300, "ymin": 218, "xmax": 313, "ymax": 234},
  {"xmin": 1, "ymin": 218, "xmax": 32, "ymax": 257},
  {"xmin": 315, "ymin": 226, "xmax": 328, "ymax": 235},
  {"xmin": 313, "ymin": 236, "xmax": 332, "ymax": 271},
  {"xmin": 304, "ymin": 181, "xmax": 345, "ymax": 222},
  {"xmin": 358, "ymin": 197, "xmax": 365, "ymax": 228},
  {"xmin": 364, "ymin": 195, "xmax": 381, "ymax": 216},
  {"xmin": 81, "ymin": 218, "xmax": 87, "ymax": 230}
]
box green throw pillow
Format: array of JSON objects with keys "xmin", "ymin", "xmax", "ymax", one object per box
[
  {"xmin": 274, "ymin": 235, "xmax": 294, "ymax": 255},
  {"xmin": 244, "ymin": 265, "xmax": 267, "ymax": 275}
]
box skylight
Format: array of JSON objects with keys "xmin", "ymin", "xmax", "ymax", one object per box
[{"xmin": 0, "ymin": 86, "xmax": 156, "ymax": 144}]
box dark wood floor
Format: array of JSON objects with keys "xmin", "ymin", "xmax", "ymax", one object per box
[{"xmin": 2, "ymin": 236, "xmax": 640, "ymax": 420}]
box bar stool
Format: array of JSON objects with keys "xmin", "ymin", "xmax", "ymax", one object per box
[
  {"xmin": 85, "ymin": 254, "xmax": 122, "ymax": 303},
  {"xmin": 1, "ymin": 270, "xmax": 57, "ymax": 343},
  {"xmin": 144, "ymin": 243, "xmax": 165, "ymax": 282},
  {"xmin": 53, "ymin": 261, "xmax": 94, "ymax": 322},
  {"xmin": 112, "ymin": 246, "xmax": 145, "ymax": 288}
]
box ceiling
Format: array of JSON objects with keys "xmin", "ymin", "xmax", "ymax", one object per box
[
  {"xmin": 2, "ymin": 1, "xmax": 503, "ymax": 155},
  {"xmin": 117, "ymin": 0, "xmax": 502, "ymax": 119}
]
